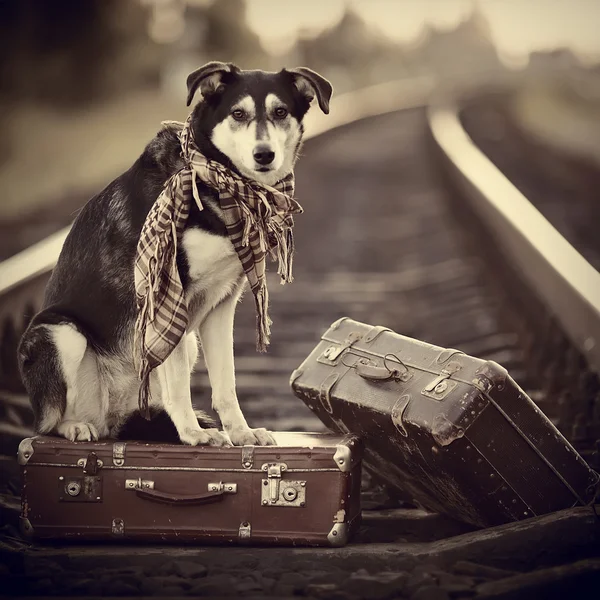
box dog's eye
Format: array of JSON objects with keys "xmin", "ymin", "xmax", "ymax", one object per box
[
  {"xmin": 274, "ymin": 107, "xmax": 288, "ymax": 119},
  {"xmin": 231, "ymin": 109, "xmax": 245, "ymax": 121}
]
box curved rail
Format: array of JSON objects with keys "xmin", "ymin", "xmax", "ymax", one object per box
[
  {"xmin": 428, "ymin": 101, "xmax": 600, "ymax": 375},
  {"xmin": 2, "ymin": 78, "xmax": 599, "ymax": 380}
]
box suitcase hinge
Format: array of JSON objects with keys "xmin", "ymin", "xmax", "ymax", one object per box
[
  {"xmin": 112, "ymin": 443, "xmax": 126, "ymax": 467},
  {"xmin": 261, "ymin": 462, "xmax": 307, "ymax": 508},
  {"xmin": 241, "ymin": 445, "xmax": 254, "ymax": 469},
  {"xmin": 422, "ymin": 361, "xmax": 462, "ymax": 398}
]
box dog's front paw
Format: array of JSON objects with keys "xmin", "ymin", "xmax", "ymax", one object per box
[
  {"xmin": 57, "ymin": 421, "xmax": 99, "ymax": 442},
  {"xmin": 227, "ymin": 427, "xmax": 276, "ymax": 446},
  {"xmin": 180, "ymin": 427, "xmax": 231, "ymax": 447}
]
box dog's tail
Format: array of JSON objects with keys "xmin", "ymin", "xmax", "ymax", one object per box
[{"xmin": 116, "ymin": 408, "xmax": 216, "ymax": 443}]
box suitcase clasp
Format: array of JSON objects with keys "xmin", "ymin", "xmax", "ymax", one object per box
[
  {"xmin": 422, "ymin": 361, "xmax": 462, "ymax": 398},
  {"xmin": 319, "ymin": 331, "xmax": 363, "ymax": 364},
  {"xmin": 261, "ymin": 462, "xmax": 307, "ymax": 508},
  {"xmin": 77, "ymin": 452, "xmax": 103, "ymax": 475}
]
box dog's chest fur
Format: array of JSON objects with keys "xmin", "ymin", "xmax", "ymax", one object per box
[{"xmin": 181, "ymin": 226, "xmax": 244, "ymax": 331}]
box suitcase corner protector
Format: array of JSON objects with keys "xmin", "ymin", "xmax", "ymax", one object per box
[
  {"xmin": 19, "ymin": 516, "xmax": 34, "ymax": 538},
  {"xmin": 327, "ymin": 522, "xmax": 349, "ymax": 547},
  {"xmin": 333, "ymin": 444, "xmax": 352, "ymax": 472},
  {"xmin": 289, "ymin": 367, "xmax": 304, "ymax": 387},
  {"xmin": 18, "ymin": 437, "xmax": 36, "ymax": 466}
]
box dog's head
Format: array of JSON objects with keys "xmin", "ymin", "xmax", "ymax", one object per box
[{"xmin": 186, "ymin": 62, "xmax": 332, "ymax": 186}]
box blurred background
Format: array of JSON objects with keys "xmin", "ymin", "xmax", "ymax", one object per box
[{"xmin": 0, "ymin": 0, "xmax": 599, "ymax": 260}]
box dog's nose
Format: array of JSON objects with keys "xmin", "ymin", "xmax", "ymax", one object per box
[{"xmin": 253, "ymin": 145, "xmax": 275, "ymax": 166}]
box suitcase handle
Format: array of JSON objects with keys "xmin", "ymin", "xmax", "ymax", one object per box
[
  {"xmin": 135, "ymin": 487, "xmax": 225, "ymax": 506},
  {"xmin": 355, "ymin": 354, "xmax": 411, "ymax": 382},
  {"xmin": 356, "ymin": 363, "xmax": 394, "ymax": 380}
]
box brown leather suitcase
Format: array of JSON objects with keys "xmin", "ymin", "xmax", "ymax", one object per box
[
  {"xmin": 290, "ymin": 317, "xmax": 599, "ymax": 528},
  {"xmin": 18, "ymin": 432, "xmax": 362, "ymax": 546}
]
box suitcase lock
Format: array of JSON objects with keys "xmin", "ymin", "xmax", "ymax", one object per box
[{"xmin": 261, "ymin": 463, "xmax": 306, "ymax": 508}]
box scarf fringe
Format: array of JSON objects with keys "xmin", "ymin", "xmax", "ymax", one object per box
[
  {"xmin": 255, "ymin": 284, "xmax": 272, "ymax": 352},
  {"xmin": 134, "ymin": 294, "xmax": 153, "ymax": 420},
  {"xmin": 138, "ymin": 361, "xmax": 153, "ymax": 420}
]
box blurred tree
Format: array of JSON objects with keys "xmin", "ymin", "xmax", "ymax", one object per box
[
  {"xmin": 406, "ymin": 6, "xmax": 501, "ymax": 82},
  {"xmin": 204, "ymin": 0, "xmax": 265, "ymax": 67},
  {"xmin": 296, "ymin": 9, "xmax": 398, "ymax": 92}
]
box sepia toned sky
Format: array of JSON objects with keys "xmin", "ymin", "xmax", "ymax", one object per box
[{"xmin": 245, "ymin": 0, "xmax": 600, "ymax": 61}]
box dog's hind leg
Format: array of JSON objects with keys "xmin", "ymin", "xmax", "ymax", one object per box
[
  {"xmin": 48, "ymin": 323, "xmax": 104, "ymax": 441},
  {"xmin": 198, "ymin": 292, "xmax": 276, "ymax": 446},
  {"xmin": 156, "ymin": 333, "xmax": 230, "ymax": 446},
  {"xmin": 19, "ymin": 321, "xmax": 105, "ymax": 440}
]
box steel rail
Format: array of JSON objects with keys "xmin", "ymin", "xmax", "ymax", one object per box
[{"xmin": 428, "ymin": 101, "xmax": 600, "ymax": 374}]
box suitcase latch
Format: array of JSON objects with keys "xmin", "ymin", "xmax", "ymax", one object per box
[
  {"xmin": 422, "ymin": 361, "xmax": 462, "ymax": 399},
  {"xmin": 77, "ymin": 452, "xmax": 103, "ymax": 475},
  {"xmin": 318, "ymin": 331, "xmax": 363, "ymax": 364},
  {"xmin": 261, "ymin": 463, "xmax": 306, "ymax": 508}
]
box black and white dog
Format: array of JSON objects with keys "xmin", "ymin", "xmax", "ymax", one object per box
[{"xmin": 18, "ymin": 62, "xmax": 332, "ymax": 447}]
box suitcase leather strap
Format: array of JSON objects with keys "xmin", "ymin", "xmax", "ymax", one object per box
[{"xmin": 134, "ymin": 487, "xmax": 225, "ymax": 506}]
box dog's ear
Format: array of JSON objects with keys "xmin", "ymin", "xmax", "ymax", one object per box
[
  {"xmin": 186, "ymin": 61, "xmax": 239, "ymax": 107},
  {"xmin": 285, "ymin": 67, "xmax": 333, "ymax": 114}
]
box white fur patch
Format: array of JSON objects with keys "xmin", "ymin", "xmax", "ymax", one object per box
[
  {"xmin": 46, "ymin": 323, "xmax": 107, "ymax": 437},
  {"xmin": 181, "ymin": 228, "xmax": 244, "ymax": 328}
]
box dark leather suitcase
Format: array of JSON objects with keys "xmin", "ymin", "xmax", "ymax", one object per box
[
  {"xmin": 18, "ymin": 432, "xmax": 362, "ymax": 546},
  {"xmin": 290, "ymin": 317, "xmax": 599, "ymax": 528}
]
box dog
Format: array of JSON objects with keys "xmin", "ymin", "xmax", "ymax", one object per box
[{"xmin": 18, "ymin": 62, "xmax": 332, "ymax": 447}]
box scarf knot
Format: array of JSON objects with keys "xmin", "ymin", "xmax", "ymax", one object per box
[{"xmin": 133, "ymin": 115, "xmax": 302, "ymax": 418}]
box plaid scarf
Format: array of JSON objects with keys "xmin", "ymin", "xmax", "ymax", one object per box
[{"xmin": 134, "ymin": 115, "xmax": 302, "ymax": 418}]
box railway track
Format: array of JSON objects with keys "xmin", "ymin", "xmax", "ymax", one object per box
[{"xmin": 1, "ymin": 81, "xmax": 600, "ymax": 597}]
